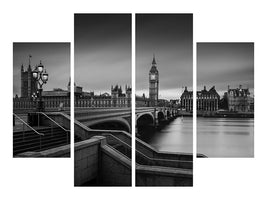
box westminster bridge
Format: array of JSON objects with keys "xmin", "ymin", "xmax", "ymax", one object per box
[
  {"xmin": 14, "ymin": 107, "xmax": 204, "ymax": 186},
  {"xmin": 74, "ymin": 106, "xmax": 179, "ymax": 133}
]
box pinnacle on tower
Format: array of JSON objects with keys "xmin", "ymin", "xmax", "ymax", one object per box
[
  {"xmin": 28, "ymin": 54, "xmax": 32, "ymax": 69},
  {"xmin": 152, "ymin": 54, "xmax": 156, "ymax": 65}
]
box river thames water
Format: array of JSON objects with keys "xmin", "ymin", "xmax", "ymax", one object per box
[{"xmin": 139, "ymin": 117, "xmax": 254, "ymax": 157}]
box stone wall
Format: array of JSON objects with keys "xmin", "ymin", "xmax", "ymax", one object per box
[
  {"xmin": 74, "ymin": 136, "xmax": 131, "ymax": 186},
  {"xmin": 100, "ymin": 145, "xmax": 131, "ymax": 186},
  {"xmin": 74, "ymin": 138, "xmax": 101, "ymax": 186},
  {"xmin": 16, "ymin": 144, "xmax": 70, "ymax": 157},
  {"xmin": 136, "ymin": 165, "xmax": 193, "ymax": 186}
]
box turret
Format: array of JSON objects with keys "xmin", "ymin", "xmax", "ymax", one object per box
[
  {"xmin": 27, "ymin": 63, "xmax": 32, "ymax": 98},
  {"xmin": 21, "ymin": 64, "xmax": 25, "ymax": 97}
]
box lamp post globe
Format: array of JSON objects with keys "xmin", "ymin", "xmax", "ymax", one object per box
[
  {"xmin": 32, "ymin": 60, "xmax": 48, "ymax": 112},
  {"xmin": 38, "ymin": 61, "xmax": 44, "ymax": 72},
  {"xmin": 32, "ymin": 67, "xmax": 38, "ymax": 79},
  {"xmin": 42, "ymin": 70, "xmax": 48, "ymax": 83}
]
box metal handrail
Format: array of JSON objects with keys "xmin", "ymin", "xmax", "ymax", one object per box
[
  {"xmin": 102, "ymin": 133, "xmax": 192, "ymax": 167},
  {"xmin": 37, "ymin": 112, "xmax": 70, "ymax": 132},
  {"xmin": 102, "ymin": 133, "xmax": 132, "ymax": 149},
  {"xmin": 13, "ymin": 113, "xmax": 44, "ymax": 136}
]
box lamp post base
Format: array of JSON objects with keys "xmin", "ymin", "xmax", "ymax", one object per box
[{"xmin": 37, "ymin": 101, "xmax": 45, "ymax": 112}]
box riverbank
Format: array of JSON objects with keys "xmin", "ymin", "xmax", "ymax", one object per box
[{"xmin": 177, "ymin": 111, "xmax": 254, "ymax": 118}]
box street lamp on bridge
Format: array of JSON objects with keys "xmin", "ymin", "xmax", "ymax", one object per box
[{"xmin": 32, "ymin": 61, "xmax": 48, "ymax": 112}]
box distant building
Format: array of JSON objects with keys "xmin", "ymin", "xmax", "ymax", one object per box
[
  {"xmin": 197, "ymin": 86, "xmax": 220, "ymax": 112},
  {"xmin": 74, "ymin": 84, "xmax": 131, "ymax": 108},
  {"xmin": 158, "ymin": 99, "xmax": 170, "ymax": 107},
  {"xmin": 14, "ymin": 61, "xmax": 131, "ymax": 110},
  {"xmin": 218, "ymin": 92, "xmax": 229, "ymax": 110},
  {"xmin": 180, "ymin": 87, "xmax": 193, "ymax": 111},
  {"xmin": 226, "ymin": 85, "xmax": 252, "ymax": 112},
  {"xmin": 136, "ymin": 93, "xmax": 150, "ymax": 107},
  {"xmin": 170, "ymin": 99, "xmax": 179, "ymax": 108},
  {"xmin": 180, "ymin": 86, "xmax": 220, "ymax": 112},
  {"xmin": 149, "ymin": 55, "xmax": 159, "ymax": 107},
  {"xmin": 20, "ymin": 63, "xmax": 37, "ymax": 98},
  {"xmin": 14, "ymin": 80, "xmax": 71, "ymax": 110},
  {"xmin": 111, "ymin": 85, "xmax": 131, "ymax": 107}
]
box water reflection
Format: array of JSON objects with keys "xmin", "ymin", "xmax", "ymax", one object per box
[
  {"xmin": 138, "ymin": 117, "xmax": 193, "ymax": 153},
  {"xmin": 138, "ymin": 117, "xmax": 254, "ymax": 158},
  {"xmin": 197, "ymin": 118, "xmax": 254, "ymax": 157}
]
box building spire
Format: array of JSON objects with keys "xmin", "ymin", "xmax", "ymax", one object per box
[
  {"xmin": 152, "ymin": 54, "xmax": 156, "ymax": 65},
  {"xmin": 28, "ymin": 55, "xmax": 32, "ymax": 71},
  {"xmin": 28, "ymin": 55, "xmax": 32, "ymax": 66}
]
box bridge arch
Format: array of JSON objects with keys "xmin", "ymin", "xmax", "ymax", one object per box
[
  {"xmin": 157, "ymin": 111, "xmax": 165, "ymax": 122},
  {"xmin": 136, "ymin": 112, "xmax": 154, "ymax": 127},
  {"xmin": 166, "ymin": 110, "xmax": 171, "ymax": 118},
  {"xmin": 89, "ymin": 117, "xmax": 131, "ymax": 133}
]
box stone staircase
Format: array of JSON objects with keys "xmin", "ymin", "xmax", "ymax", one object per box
[{"xmin": 13, "ymin": 127, "xmax": 70, "ymax": 156}]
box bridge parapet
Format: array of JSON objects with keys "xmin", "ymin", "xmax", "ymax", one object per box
[
  {"xmin": 74, "ymin": 108, "xmax": 132, "ymax": 132},
  {"xmin": 136, "ymin": 107, "xmax": 178, "ymax": 127}
]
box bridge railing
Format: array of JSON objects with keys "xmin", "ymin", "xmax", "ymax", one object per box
[
  {"xmin": 36, "ymin": 112, "xmax": 70, "ymax": 145},
  {"xmin": 135, "ymin": 137, "xmax": 194, "ymax": 161},
  {"xmin": 98, "ymin": 133, "xmax": 192, "ymax": 169},
  {"xmin": 72, "ymin": 112, "xmax": 194, "ymax": 161},
  {"xmin": 13, "ymin": 113, "xmax": 44, "ymax": 152},
  {"xmin": 13, "ymin": 113, "xmax": 44, "ymax": 136},
  {"xmin": 48, "ymin": 110, "xmax": 202, "ymax": 161}
]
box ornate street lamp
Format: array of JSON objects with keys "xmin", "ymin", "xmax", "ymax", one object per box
[{"xmin": 32, "ymin": 61, "xmax": 49, "ymax": 111}]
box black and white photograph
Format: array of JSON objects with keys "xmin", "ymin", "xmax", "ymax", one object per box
[
  {"xmin": 197, "ymin": 43, "xmax": 254, "ymax": 157},
  {"xmin": 135, "ymin": 14, "xmax": 194, "ymax": 186},
  {"xmin": 74, "ymin": 14, "xmax": 132, "ymax": 186},
  {"xmin": 13, "ymin": 42, "xmax": 71, "ymax": 157},
  {"xmin": 2, "ymin": 1, "xmax": 267, "ymax": 199}
]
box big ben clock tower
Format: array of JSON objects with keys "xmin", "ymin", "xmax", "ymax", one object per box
[{"xmin": 149, "ymin": 55, "xmax": 159, "ymax": 107}]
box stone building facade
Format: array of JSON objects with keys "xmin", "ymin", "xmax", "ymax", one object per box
[
  {"xmin": 75, "ymin": 84, "xmax": 131, "ymax": 108},
  {"xmin": 180, "ymin": 86, "xmax": 220, "ymax": 112},
  {"xmin": 227, "ymin": 85, "xmax": 252, "ymax": 112},
  {"xmin": 14, "ymin": 62, "xmax": 131, "ymax": 110},
  {"xmin": 20, "ymin": 64, "xmax": 37, "ymax": 98}
]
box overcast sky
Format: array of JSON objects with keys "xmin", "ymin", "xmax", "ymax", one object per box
[
  {"xmin": 197, "ymin": 43, "xmax": 254, "ymax": 96},
  {"xmin": 136, "ymin": 14, "xmax": 193, "ymax": 100},
  {"xmin": 13, "ymin": 43, "xmax": 70, "ymax": 97},
  {"xmin": 75, "ymin": 14, "xmax": 131, "ymax": 94}
]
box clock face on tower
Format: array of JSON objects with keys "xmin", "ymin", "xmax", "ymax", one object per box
[{"xmin": 151, "ymin": 74, "xmax": 156, "ymax": 80}]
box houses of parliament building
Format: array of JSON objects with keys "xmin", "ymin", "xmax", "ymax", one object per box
[{"xmin": 13, "ymin": 62, "xmax": 131, "ymax": 111}]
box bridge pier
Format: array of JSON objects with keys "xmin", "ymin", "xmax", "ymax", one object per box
[{"xmin": 154, "ymin": 118, "xmax": 159, "ymax": 127}]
